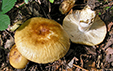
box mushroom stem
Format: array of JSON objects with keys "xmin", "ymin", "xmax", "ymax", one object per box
[
  {"xmin": 77, "ymin": 5, "xmax": 96, "ymax": 32},
  {"xmin": 78, "ymin": 20, "xmax": 94, "ymax": 32}
]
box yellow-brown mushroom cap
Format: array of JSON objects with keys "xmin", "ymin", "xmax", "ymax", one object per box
[
  {"xmin": 15, "ymin": 17, "xmax": 70, "ymax": 63},
  {"xmin": 9, "ymin": 45, "xmax": 29, "ymax": 69}
]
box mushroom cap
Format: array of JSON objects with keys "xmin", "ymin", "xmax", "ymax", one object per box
[
  {"xmin": 63, "ymin": 10, "xmax": 107, "ymax": 46},
  {"xmin": 15, "ymin": 17, "xmax": 70, "ymax": 63},
  {"xmin": 9, "ymin": 45, "xmax": 29, "ymax": 69}
]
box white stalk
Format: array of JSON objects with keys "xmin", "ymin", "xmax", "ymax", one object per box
[{"xmin": 78, "ymin": 5, "xmax": 96, "ymax": 32}]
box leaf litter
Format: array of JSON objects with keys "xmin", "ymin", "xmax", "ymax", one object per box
[{"xmin": 1, "ymin": 0, "xmax": 113, "ymax": 71}]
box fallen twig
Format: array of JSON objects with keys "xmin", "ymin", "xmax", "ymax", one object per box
[{"xmin": 73, "ymin": 64, "xmax": 89, "ymax": 71}]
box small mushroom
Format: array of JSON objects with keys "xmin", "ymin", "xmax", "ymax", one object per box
[
  {"xmin": 9, "ymin": 44, "xmax": 29, "ymax": 69},
  {"xmin": 63, "ymin": 5, "xmax": 107, "ymax": 46},
  {"xmin": 15, "ymin": 17, "xmax": 70, "ymax": 63}
]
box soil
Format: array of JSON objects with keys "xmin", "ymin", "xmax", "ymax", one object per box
[{"xmin": 0, "ymin": 0, "xmax": 113, "ymax": 71}]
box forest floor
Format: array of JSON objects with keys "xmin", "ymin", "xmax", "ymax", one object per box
[{"xmin": 0, "ymin": 0, "xmax": 113, "ymax": 71}]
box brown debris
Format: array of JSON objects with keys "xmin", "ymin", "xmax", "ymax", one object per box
[
  {"xmin": 108, "ymin": 22, "xmax": 113, "ymax": 32},
  {"xmin": 1, "ymin": 0, "xmax": 113, "ymax": 71}
]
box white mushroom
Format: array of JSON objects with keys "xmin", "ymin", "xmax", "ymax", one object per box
[{"xmin": 63, "ymin": 5, "xmax": 107, "ymax": 46}]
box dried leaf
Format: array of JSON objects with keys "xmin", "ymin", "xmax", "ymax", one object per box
[
  {"xmin": 67, "ymin": 59, "xmax": 74, "ymax": 68},
  {"xmin": 105, "ymin": 48, "xmax": 113, "ymax": 63},
  {"xmin": 107, "ymin": 22, "xmax": 113, "ymax": 31},
  {"xmin": 4, "ymin": 37, "xmax": 14, "ymax": 49},
  {"xmin": 103, "ymin": 37, "xmax": 113, "ymax": 50},
  {"xmin": 0, "ymin": 35, "xmax": 3, "ymax": 46},
  {"xmin": 67, "ymin": 68, "xmax": 73, "ymax": 71},
  {"xmin": 59, "ymin": 0, "xmax": 76, "ymax": 14},
  {"xmin": 87, "ymin": 0, "xmax": 95, "ymax": 9},
  {"xmin": 10, "ymin": 20, "xmax": 22, "ymax": 32},
  {"xmin": 85, "ymin": 47, "xmax": 96, "ymax": 55}
]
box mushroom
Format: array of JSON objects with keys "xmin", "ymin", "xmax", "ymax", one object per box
[
  {"xmin": 9, "ymin": 44, "xmax": 29, "ymax": 69},
  {"xmin": 14, "ymin": 17, "xmax": 70, "ymax": 63},
  {"xmin": 63, "ymin": 5, "xmax": 107, "ymax": 46}
]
